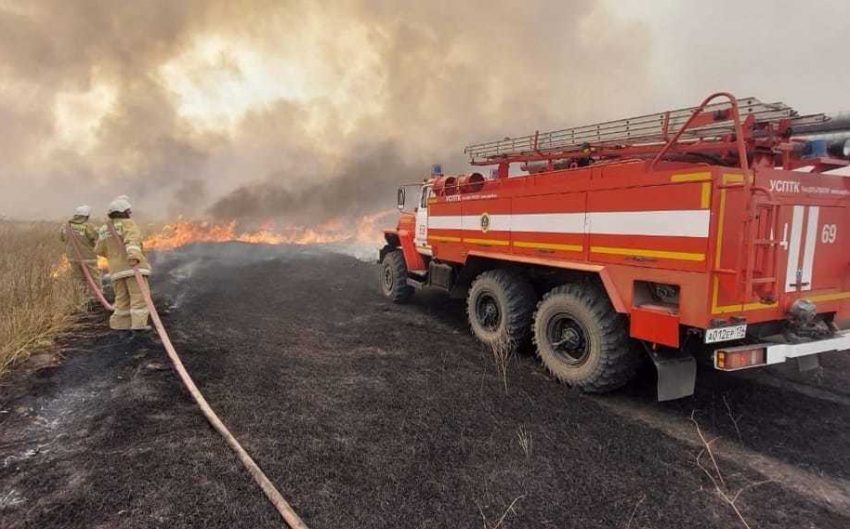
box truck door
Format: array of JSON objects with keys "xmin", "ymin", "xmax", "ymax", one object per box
[
  {"xmin": 783, "ymin": 204, "xmax": 845, "ymax": 293},
  {"xmin": 414, "ymin": 185, "xmax": 431, "ymax": 249}
]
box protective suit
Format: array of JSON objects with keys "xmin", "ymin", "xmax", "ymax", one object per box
[
  {"xmin": 59, "ymin": 205, "xmax": 102, "ymax": 300},
  {"xmin": 95, "ymin": 199, "xmax": 152, "ymax": 331}
]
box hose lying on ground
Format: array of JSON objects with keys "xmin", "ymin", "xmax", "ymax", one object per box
[{"xmin": 69, "ymin": 222, "xmax": 309, "ymax": 529}]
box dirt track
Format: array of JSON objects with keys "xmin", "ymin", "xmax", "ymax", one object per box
[{"xmin": 2, "ymin": 243, "xmax": 850, "ymax": 528}]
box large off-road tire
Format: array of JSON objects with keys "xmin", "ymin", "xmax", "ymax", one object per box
[
  {"xmin": 533, "ymin": 283, "xmax": 637, "ymax": 393},
  {"xmin": 380, "ymin": 250, "xmax": 414, "ymax": 303},
  {"xmin": 467, "ymin": 269, "xmax": 536, "ymax": 352}
]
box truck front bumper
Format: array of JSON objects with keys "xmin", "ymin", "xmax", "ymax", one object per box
[{"xmin": 714, "ymin": 330, "xmax": 850, "ymax": 371}]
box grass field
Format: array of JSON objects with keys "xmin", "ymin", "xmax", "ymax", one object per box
[{"xmin": 0, "ymin": 220, "xmax": 85, "ymax": 377}]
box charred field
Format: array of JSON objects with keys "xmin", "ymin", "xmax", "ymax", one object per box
[{"xmin": 2, "ymin": 242, "xmax": 850, "ymax": 528}]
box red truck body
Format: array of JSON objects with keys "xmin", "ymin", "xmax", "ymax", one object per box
[{"xmin": 380, "ymin": 93, "xmax": 850, "ymax": 400}]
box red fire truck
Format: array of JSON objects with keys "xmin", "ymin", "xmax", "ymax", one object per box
[{"xmin": 379, "ymin": 93, "xmax": 850, "ymax": 400}]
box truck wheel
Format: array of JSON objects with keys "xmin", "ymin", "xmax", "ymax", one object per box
[
  {"xmin": 467, "ymin": 269, "xmax": 536, "ymax": 351},
  {"xmin": 381, "ymin": 250, "xmax": 414, "ymax": 303},
  {"xmin": 533, "ymin": 284, "xmax": 636, "ymax": 393}
]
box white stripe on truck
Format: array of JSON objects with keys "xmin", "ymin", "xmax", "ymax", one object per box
[
  {"xmin": 428, "ymin": 209, "xmax": 709, "ymax": 238},
  {"xmin": 785, "ymin": 205, "xmax": 804, "ymax": 292},
  {"xmin": 800, "ymin": 206, "xmax": 819, "ymax": 292}
]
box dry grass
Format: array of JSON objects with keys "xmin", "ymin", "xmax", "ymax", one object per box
[
  {"xmin": 690, "ymin": 411, "xmax": 771, "ymax": 529},
  {"xmin": 0, "ymin": 220, "xmax": 85, "ymax": 377},
  {"xmin": 517, "ymin": 426, "xmax": 532, "ymax": 458},
  {"xmin": 476, "ymin": 495, "xmax": 525, "ymax": 529},
  {"xmin": 489, "ymin": 338, "xmax": 516, "ymax": 394}
]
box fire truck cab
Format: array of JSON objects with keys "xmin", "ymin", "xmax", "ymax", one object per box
[{"xmin": 379, "ymin": 93, "xmax": 850, "ymax": 401}]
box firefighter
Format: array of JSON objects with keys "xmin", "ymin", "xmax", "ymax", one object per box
[
  {"xmin": 95, "ymin": 198, "xmax": 153, "ymax": 338},
  {"xmin": 59, "ymin": 205, "xmax": 102, "ymax": 304}
]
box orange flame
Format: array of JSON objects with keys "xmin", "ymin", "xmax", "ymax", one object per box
[
  {"xmin": 51, "ymin": 255, "xmax": 71, "ymax": 279},
  {"xmin": 54, "ymin": 255, "xmax": 109, "ymax": 278},
  {"xmin": 144, "ymin": 210, "xmax": 395, "ymax": 251}
]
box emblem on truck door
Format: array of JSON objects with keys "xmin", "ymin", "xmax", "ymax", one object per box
[{"xmin": 480, "ymin": 212, "xmax": 490, "ymax": 232}]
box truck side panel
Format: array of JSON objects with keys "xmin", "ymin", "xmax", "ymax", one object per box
[
  {"xmin": 586, "ymin": 180, "xmax": 711, "ymax": 273},
  {"xmin": 426, "ymin": 200, "xmax": 464, "ymax": 263},
  {"xmin": 460, "ymin": 197, "xmax": 511, "ymax": 250},
  {"xmin": 419, "ymin": 162, "xmax": 850, "ymax": 331},
  {"xmin": 510, "ymin": 192, "xmax": 588, "ymax": 260}
]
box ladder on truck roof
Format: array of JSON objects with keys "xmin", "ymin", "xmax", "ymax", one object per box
[{"xmin": 464, "ymin": 96, "xmax": 828, "ymax": 163}]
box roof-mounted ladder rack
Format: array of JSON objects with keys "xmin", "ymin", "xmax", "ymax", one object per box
[{"xmin": 464, "ymin": 97, "xmax": 828, "ymax": 163}]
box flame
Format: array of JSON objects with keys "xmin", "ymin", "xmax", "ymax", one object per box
[
  {"xmin": 53, "ymin": 255, "xmax": 109, "ymax": 278},
  {"xmin": 51, "ymin": 255, "xmax": 71, "ymax": 279},
  {"xmin": 144, "ymin": 210, "xmax": 395, "ymax": 251}
]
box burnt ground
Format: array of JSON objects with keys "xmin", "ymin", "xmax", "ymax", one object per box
[{"xmin": 2, "ymin": 243, "xmax": 850, "ymax": 529}]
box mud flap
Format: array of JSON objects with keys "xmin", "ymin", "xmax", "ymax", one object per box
[
  {"xmin": 795, "ymin": 353, "xmax": 820, "ymax": 372},
  {"xmin": 648, "ymin": 349, "xmax": 696, "ymax": 402}
]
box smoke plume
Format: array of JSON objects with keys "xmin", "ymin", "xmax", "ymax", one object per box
[{"xmin": 0, "ymin": 1, "xmax": 655, "ymax": 224}]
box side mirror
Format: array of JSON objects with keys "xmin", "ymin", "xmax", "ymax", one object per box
[{"xmin": 397, "ymin": 187, "xmax": 406, "ymax": 210}]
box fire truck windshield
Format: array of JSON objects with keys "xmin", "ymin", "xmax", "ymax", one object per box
[{"xmin": 396, "ymin": 184, "xmax": 422, "ymax": 213}]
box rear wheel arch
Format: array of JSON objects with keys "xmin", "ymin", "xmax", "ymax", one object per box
[
  {"xmin": 449, "ymin": 256, "xmax": 497, "ymax": 299},
  {"xmin": 452, "ymin": 257, "xmax": 625, "ymax": 313}
]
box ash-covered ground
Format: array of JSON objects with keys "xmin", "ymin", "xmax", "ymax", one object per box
[{"xmin": 2, "ymin": 243, "xmax": 850, "ymax": 528}]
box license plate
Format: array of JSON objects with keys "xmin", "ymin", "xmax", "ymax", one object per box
[{"xmin": 705, "ymin": 324, "xmax": 747, "ymax": 344}]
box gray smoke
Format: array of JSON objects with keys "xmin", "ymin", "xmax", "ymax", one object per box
[
  {"xmin": 0, "ymin": 1, "xmax": 655, "ymax": 222},
  {"xmin": 207, "ymin": 142, "xmax": 418, "ymax": 224}
]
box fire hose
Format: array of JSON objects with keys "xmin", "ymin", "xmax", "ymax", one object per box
[
  {"xmin": 65, "ymin": 223, "xmax": 114, "ymax": 312},
  {"xmin": 66, "ymin": 222, "xmax": 309, "ymax": 528}
]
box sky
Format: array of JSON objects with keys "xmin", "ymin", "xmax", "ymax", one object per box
[
  {"xmin": 0, "ymin": 0, "xmax": 848, "ymax": 224},
  {"xmin": 613, "ymin": 0, "xmax": 850, "ymax": 114}
]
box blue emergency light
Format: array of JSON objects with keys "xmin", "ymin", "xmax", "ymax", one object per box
[{"xmin": 802, "ymin": 139, "xmax": 828, "ymax": 159}]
